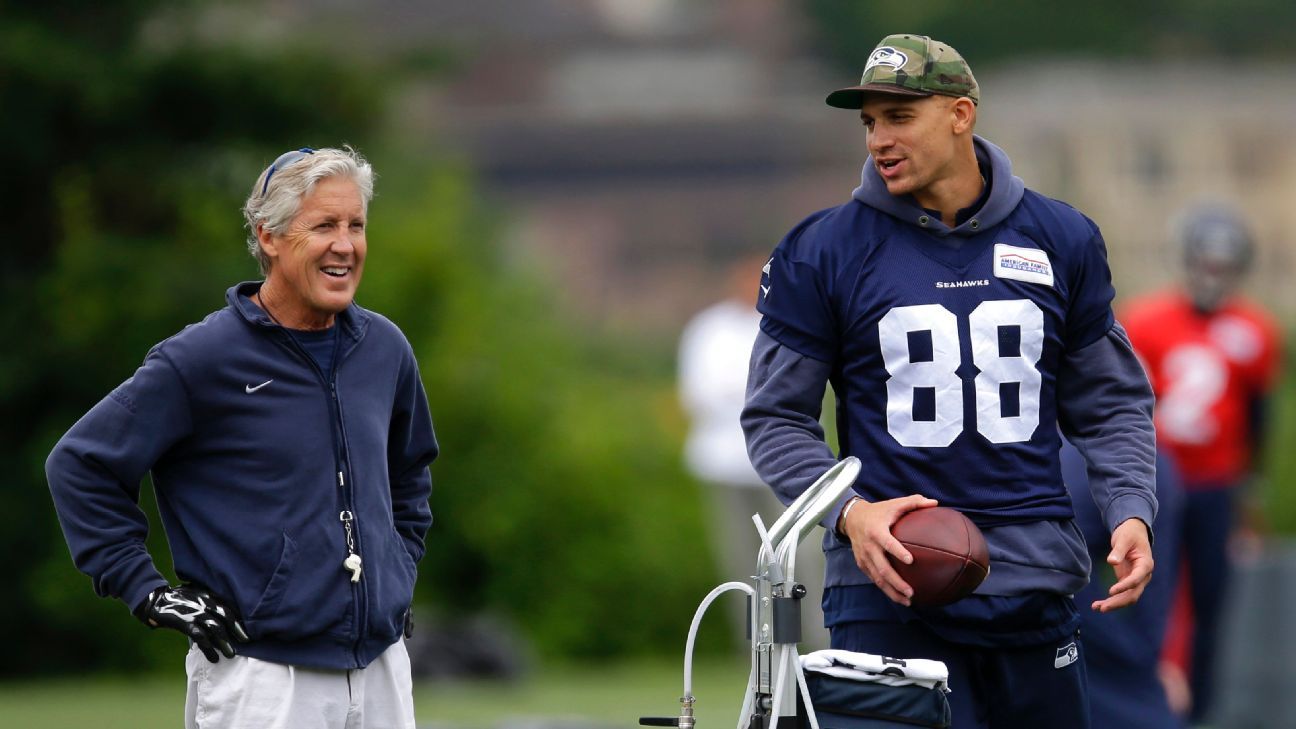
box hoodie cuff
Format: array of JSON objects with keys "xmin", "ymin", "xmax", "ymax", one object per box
[
  {"xmin": 823, "ymin": 492, "xmax": 860, "ymax": 540},
  {"xmin": 125, "ymin": 575, "xmax": 171, "ymax": 618},
  {"xmin": 1105, "ymin": 493, "xmax": 1157, "ymax": 546}
]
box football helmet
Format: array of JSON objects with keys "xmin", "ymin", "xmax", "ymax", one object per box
[{"xmin": 1174, "ymin": 205, "xmax": 1254, "ymax": 313}]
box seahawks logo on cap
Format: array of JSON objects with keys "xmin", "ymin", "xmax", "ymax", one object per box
[{"xmin": 865, "ymin": 47, "xmax": 908, "ymax": 72}]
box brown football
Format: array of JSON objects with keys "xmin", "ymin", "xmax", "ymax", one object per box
[{"xmin": 887, "ymin": 507, "xmax": 990, "ymax": 607}]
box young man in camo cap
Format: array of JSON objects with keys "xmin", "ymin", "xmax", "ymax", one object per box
[{"xmin": 743, "ymin": 34, "xmax": 1157, "ymax": 728}]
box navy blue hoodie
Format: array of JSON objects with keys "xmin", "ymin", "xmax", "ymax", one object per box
[
  {"xmin": 743, "ymin": 136, "xmax": 1156, "ymax": 612},
  {"xmin": 47, "ymin": 282, "xmax": 438, "ymax": 669}
]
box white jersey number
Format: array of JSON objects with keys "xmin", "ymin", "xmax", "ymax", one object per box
[
  {"xmin": 880, "ymin": 300, "xmax": 1045, "ymax": 447},
  {"xmin": 1158, "ymin": 343, "xmax": 1227, "ymax": 445}
]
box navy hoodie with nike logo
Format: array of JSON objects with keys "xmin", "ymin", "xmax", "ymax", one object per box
[{"xmin": 47, "ymin": 281, "xmax": 438, "ymax": 669}]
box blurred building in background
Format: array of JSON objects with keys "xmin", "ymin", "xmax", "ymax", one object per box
[
  {"xmin": 401, "ymin": 0, "xmax": 857, "ymax": 340},
  {"xmin": 240, "ymin": 0, "xmax": 1296, "ymax": 339},
  {"xmin": 239, "ymin": 0, "xmax": 861, "ymax": 340},
  {"xmin": 982, "ymin": 65, "xmax": 1296, "ymax": 317}
]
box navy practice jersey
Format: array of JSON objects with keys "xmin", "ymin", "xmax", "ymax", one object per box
[{"xmin": 758, "ymin": 194, "xmax": 1116, "ymax": 525}]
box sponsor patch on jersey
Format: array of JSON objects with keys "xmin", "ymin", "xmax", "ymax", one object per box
[
  {"xmin": 1054, "ymin": 641, "xmax": 1079, "ymax": 669},
  {"xmin": 993, "ymin": 244, "xmax": 1054, "ymax": 287}
]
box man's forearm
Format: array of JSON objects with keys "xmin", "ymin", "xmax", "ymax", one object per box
[{"xmin": 1057, "ymin": 322, "xmax": 1158, "ymax": 533}]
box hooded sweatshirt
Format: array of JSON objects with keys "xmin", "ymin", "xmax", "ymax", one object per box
[
  {"xmin": 47, "ymin": 282, "xmax": 438, "ymax": 669},
  {"xmin": 742, "ymin": 136, "xmax": 1156, "ymax": 633}
]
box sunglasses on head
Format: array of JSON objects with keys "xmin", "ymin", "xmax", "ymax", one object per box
[{"xmin": 260, "ymin": 148, "xmax": 315, "ymax": 196}]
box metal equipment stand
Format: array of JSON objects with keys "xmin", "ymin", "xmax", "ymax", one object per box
[{"xmin": 640, "ymin": 457, "xmax": 861, "ymax": 729}]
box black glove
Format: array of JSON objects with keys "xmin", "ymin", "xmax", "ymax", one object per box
[{"xmin": 134, "ymin": 585, "xmax": 250, "ymax": 662}]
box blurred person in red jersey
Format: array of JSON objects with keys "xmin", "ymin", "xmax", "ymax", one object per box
[{"xmin": 1121, "ymin": 204, "xmax": 1283, "ymax": 724}]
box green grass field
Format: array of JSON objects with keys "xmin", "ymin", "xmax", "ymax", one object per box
[{"xmin": 0, "ymin": 658, "xmax": 752, "ymax": 728}]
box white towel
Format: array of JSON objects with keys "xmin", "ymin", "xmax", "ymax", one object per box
[{"xmin": 800, "ymin": 648, "xmax": 949, "ymax": 691}]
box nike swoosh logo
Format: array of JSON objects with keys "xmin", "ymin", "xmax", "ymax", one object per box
[
  {"xmin": 760, "ymin": 285, "xmax": 770, "ymax": 298},
  {"xmin": 245, "ymin": 379, "xmax": 273, "ymax": 394}
]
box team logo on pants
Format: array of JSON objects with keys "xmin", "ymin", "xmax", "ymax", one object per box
[{"xmin": 1054, "ymin": 641, "xmax": 1079, "ymax": 669}]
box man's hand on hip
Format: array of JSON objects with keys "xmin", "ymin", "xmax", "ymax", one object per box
[
  {"xmin": 134, "ymin": 585, "xmax": 250, "ymax": 662},
  {"xmin": 837, "ymin": 494, "xmax": 939, "ymax": 607},
  {"xmin": 1091, "ymin": 518, "xmax": 1155, "ymax": 613}
]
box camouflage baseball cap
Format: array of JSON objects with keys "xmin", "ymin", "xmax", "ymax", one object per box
[{"xmin": 826, "ymin": 34, "xmax": 979, "ymax": 109}]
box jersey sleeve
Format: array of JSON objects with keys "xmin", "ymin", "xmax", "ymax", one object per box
[
  {"xmin": 1115, "ymin": 299, "xmax": 1160, "ymax": 393},
  {"xmin": 1064, "ymin": 229, "xmax": 1117, "ymax": 351},
  {"xmin": 1056, "ymin": 323, "xmax": 1158, "ymax": 535},
  {"xmin": 757, "ymin": 235, "xmax": 838, "ymax": 364}
]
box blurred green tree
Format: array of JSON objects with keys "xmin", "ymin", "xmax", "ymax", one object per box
[{"xmin": 366, "ymin": 163, "xmax": 720, "ymax": 658}]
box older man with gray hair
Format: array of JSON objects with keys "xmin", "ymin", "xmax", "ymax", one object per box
[{"xmin": 47, "ymin": 146, "xmax": 438, "ymax": 728}]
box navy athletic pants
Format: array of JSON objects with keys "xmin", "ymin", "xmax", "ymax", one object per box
[
  {"xmin": 1180, "ymin": 485, "xmax": 1237, "ymax": 723},
  {"xmin": 830, "ymin": 620, "xmax": 1089, "ymax": 729}
]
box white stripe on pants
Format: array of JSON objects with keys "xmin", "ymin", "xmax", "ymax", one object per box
[{"xmin": 184, "ymin": 640, "xmax": 416, "ymax": 729}]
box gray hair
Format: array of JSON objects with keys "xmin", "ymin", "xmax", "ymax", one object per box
[{"xmin": 242, "ymin": 146, "xmax": 375, "ymax": 274}]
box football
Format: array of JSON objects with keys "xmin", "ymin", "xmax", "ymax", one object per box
[{"xmin": 888, "ymin": 507, "xmax": 990, "ymax": 607}]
